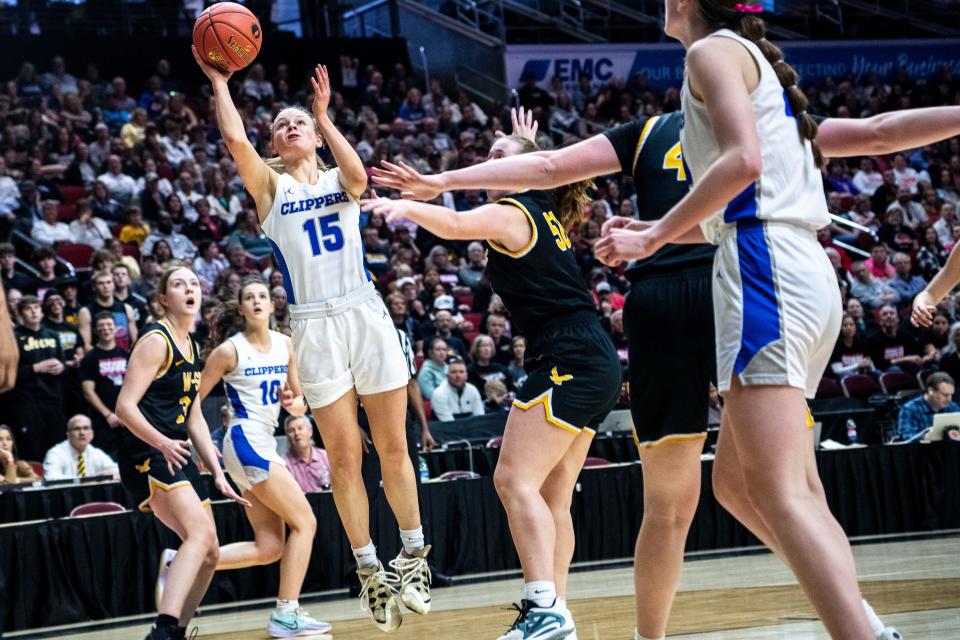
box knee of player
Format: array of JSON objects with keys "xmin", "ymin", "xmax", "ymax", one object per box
[
  {"xmin": 204, "ymin": 530, "xmax": 222, "ymax": 566},
  {"xmin": 493, "ymin": 464, "xmax": 527, "ymax": 499},
  {"xmin": 329, "ymin": 455, "xmax": 362, "ymax": 481},
  {"xmin": 376, "ymin": 438, "xmax": 410, "ymax": 467},
  {"xmin": 288, "ymin": 509, "xmax": 317, "ymax": 536},
  {"xmin": 260, "ymin": 538, "xmax": 286, "ymax": 564}
]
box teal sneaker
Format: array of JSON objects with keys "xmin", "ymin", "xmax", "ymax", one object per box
[
  {"xmin": 496, "ymin": 599, "xmax": 574, "ymax": 640},
  {"xmin": 267, "ymin": 608, "xmax": 332, "ymax": 638}
]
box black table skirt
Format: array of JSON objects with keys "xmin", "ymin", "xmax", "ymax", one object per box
[{"xmin": 3, "ymin": 442, "xmax": 958, "ymax": 632}]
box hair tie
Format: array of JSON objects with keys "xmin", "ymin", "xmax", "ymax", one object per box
[{"xmin": 735, "ymin": 3, "xmax": 763, "ymax": 13}]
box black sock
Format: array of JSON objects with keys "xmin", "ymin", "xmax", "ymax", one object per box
[
  {"xmin": 155, "ymin": 613, "xmax": 178, "ymax": 629},
  {"xmin": 178, "ymin": 626, "xmax": 187, "ymax": 639}
]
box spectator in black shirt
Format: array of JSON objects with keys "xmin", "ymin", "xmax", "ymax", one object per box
[
  {"xmin": 79, "ymin": 312, "xmax": 128, "ymax": 457},
  {"xmin": 868, "ymin": 304, "xmax": 923, "ymax": 373},
  {"xmin": 41, "ymin": 290, "xmax": 81, "ymax": 363},
  {"xmin": 56, "ymin": 274, "xmax": 81, "ymax": 327},
  {"xmin": 111, "ymin": 263, "xmax": 149, "ymax": 329},
  {"xmin": 78, "ymin": 270, "xmax": 137, "ymax": 351},
  {"xmin": 829, "ymin": 314, "xmax": 875, "ymax": 379},
  {"xmin": 938, "ymin": 323, "xmax": 960, "ymax": 400},
  {"xmin": 485, "ymin": 311, "xmax": 513, "ymax": 365},
  {"xmin": 424, "ymin": 309, "xmax": 469, "ymax": 361},
  {"xmin": 507, "ymin": 335, "xmax": 528, "ymax": 390},
  {"xmin": 0, "ymin": 243, "xmax": 31, "ymax": 292},
  {"xmin": 25, "ymin": 246, "xmax": 59, "ymax": 299},
  {"xmin": 468, "ymin": 334, "xmax": 512, "ymax": 398},
  {"xmin": 11, "ymin": 295, "xmax": 66, "ymax": 460}
]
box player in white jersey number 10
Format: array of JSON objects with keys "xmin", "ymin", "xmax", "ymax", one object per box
[{"xmin": 193, "ymin": 48, "xmax": 430, "ymax": 633}]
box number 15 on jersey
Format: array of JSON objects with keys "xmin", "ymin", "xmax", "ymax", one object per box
[{"xmin": 303, "ymin": 213, "xmax": 344, "ymax": 256}]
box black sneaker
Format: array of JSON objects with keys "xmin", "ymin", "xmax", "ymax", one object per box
[{"xmin": 144, "ymin": 625, "xmax": 179, "ymax": 640}]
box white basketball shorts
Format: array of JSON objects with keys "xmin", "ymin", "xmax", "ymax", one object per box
[
  {"xmin": 289, "ymin": 282, "xmax": 410, "ymax": 408},
  {"xmin": 713, "ymin": 220, "xmax": 842, "ymax": 398},
  {"xmin": 222, "ymin": 422, "xmax": 285, "ymax": 493}
]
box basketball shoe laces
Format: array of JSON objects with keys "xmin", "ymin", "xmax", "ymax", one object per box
[
  {"xmin": 358, "ymin": 565, "xmax": 401, "ymax": 616},
  {"xmin": 388, "ymin": 552, "xmax": 432, "ymax": 594}
]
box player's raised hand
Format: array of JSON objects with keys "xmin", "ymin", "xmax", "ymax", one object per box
[
  {"xmin": 371, "ymin": 161, "xmax": 443, "ymax": 201},
  {"xmin": 494, "ymin": 107, "xmax": 539, "ymax": 143},
  {"xmin": 911, "ymin": 291, "xmax": 937, "ymax": 327},
  {"xmin": 310, "ymin": 64, "xmax": 332, "ymax": 121},
  {"xmin": 191, "ymin": 45, "xmax": 232, "ymax": 84}
]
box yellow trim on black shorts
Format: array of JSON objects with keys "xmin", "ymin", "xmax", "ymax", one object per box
[
  {"xmin": 512, "ymin": 388, "xmax": 582, "ymax": 434},
  {"xmin": 139, "ymin": 329, "xmax": 174, "ymax": 379},
  {"xmin": 634, "ymin": 431, "xmax": 708, "ymax": 450},
  {"xmin": 490, "ymin": 197, "xmax": 539, "ymax": 258},
  {"xmin": 631, "ymin": 115, "xmax": 660, "ymax": 173},
  {"xmin": 138, "ymin": 476, "xmax": 193, "ymax": 512}
]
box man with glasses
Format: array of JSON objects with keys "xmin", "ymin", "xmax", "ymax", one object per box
[
  {"xmin": 42, "ymin": 414, "xmax": 118, "ymax": 480},
  {"xmin": 849, "ymin": 260, "xmax": 900, "ymax": 309},
  {"xmin": 897, "ymin": 372, "xmax": 960, "ymax": 441}
]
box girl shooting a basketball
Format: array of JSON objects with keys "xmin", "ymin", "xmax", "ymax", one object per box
[{"xmin": 192, "ymin": 49, "xmax": 431, "ymax": 633}]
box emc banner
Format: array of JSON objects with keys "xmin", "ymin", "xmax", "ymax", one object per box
[{"xmin": 506, "ymin": 40, "xmax": 960, "ymax": 92}]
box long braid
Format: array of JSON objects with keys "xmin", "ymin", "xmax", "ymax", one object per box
[{"xmin": 698, "ymin": 2, "xmax": 824, "ymax": 168}]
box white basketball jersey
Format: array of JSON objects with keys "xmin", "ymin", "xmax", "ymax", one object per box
[
  {"xmin": 222, "ymin": 331, "xmax": 289, "ymax": 435},
  {"xmin": 680, "ymin": 29, "xmax": 829, "ymax": 243},
  {"xmin": 260, "ymin": 168, "xmax": 370, "ymax": 305}
]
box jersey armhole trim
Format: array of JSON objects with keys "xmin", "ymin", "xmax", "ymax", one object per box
[
  {"xmin": 260, "ymin": 172, "xmax": 287, "ymax": 227},
  {"xmin": 140, "ymin": 329, "xmax": 174, "ymax": 379},
  {"xmin": 490, "ymin": 197, "xmax": 539, "ymax": 259},
  {"xmin": 632, "ymin": 116, "xmax": 660, "ymax": 174}
]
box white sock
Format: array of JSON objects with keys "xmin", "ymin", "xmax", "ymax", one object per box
[
  {"xmin": 635, "ymin": 631, "xmax": 664, "ymax": 640},
  {"xmin": 862, "ymin": 598, "xmax": 885, "ymax": 635},
  {"xmin": 557, "ymin": 596, "xmax": 567, "ymax": 608},
  {"xmin": 399, "ymin": 526, "xmax": 425, "ymax": 555},
  {"xmin": 352, "ymin": 541, "xmax": 379, "ymax": 569},
  {"xmin": 524, "ymin": 581, "xmax": 556, "ymax": 608},
  {"xmin": 275, "ymin": 598, "xmax": 298, "ymax": 614}
]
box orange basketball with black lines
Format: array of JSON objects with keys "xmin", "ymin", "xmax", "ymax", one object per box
[{"xmin": 192, "ymin": 2, "xmax": 262, "ymax": 73}]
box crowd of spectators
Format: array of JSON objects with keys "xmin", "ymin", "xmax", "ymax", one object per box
[{"xmin": 1, "ymin": 51, "xmax": 959, "ymax": 479}]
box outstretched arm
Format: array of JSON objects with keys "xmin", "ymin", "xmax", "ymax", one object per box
[
  {"xmin": 311, "ymin": 65, "xmax": 367, "ymax": 198},
  {"xmin": 818, "ymin": 106, "xmax": 960, "ymax": 158},
  {"xmin": 372, "ymin": 134, "xmax": 621, "ymax": 200},
  {"xmin": 192, "ymin": 46, "xmax": 275, "ymax": 217},
  {"xmin": 360, "ymin": 195, "xmax": 531, "ymax": 252}
]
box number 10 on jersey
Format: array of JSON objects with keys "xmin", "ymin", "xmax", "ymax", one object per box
[{"xmin": 303, "ymin": 213, "xmax": 344, "ymax": 256}]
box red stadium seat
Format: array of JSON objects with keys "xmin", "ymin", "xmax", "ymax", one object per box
[
  {"xmin": 486, "ymin": 436, "xmax": 503, "ymax": 449},
  {"xmin": 122, "ymin": 242, "xmax": 140, "ymax": 260},
  {"xmin": 422, "ymin": 399, "xmax": 431, "ymax": 421},
  {"xmin": 463, "ymin": 331, "xmax": 480, "ymax": 347},
  {"xmin": 414, "ymin": 354, "xmax": 425, "ymax": 372},
  {"xmin": 880, "ymin": 371, "xmax": 919, "ymax": 395},
  {"xmin": 26, "ymin": 461, "xmax": 43, "ymax": 478},
  {"xmin": 463, "ymin": 312, "xmax": 482, "ymax": 330},
  {"xmin": 57, "ymin": 243, "xmax": 94, "ymax": 268},
  {"xmin": 59, "ymin": 186, "xmax": 88, "ymax": 205},
  {"xmin": 815, "ymin": 377, "xmax": 844, "ymax": 399},
  {"xmin": 57, "ymin": 203, "xmax": 76, "ymax": 222},
  {"xmin": 439, "ymin": 470, "xmax": 480, "ymax": 481},
  {"xmin": 583, "ymin": 457, "xmax": 612, "ymax": 468},
  {"xmin": 840, "ymin": 374, "xmax": 883, "ymax": 400},
  {"xmin": 69, "ymin": 501, "xmax": 127, "ymax": 517},
  {"xmin": 457, "ymin": 293, "xmax": 474, "ymax": 309}
]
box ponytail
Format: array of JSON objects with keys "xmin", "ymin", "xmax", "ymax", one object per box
[
  {"xmin": 697, "ymin": 2, "xmax": 823, "ymax": 168},
  {"xmin": 501, "ymin": 135, "xmax": 595, "ymax": 231}
]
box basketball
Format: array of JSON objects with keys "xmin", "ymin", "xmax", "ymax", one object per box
[{"xmin": 192, "ymin": 2, "xmax": 262, "ymax": 73}]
